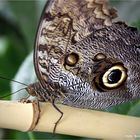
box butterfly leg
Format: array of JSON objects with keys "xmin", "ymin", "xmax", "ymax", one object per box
[
  {"xmin": 19, "ymin": 94, "xmax": 31, "ymax": 103},
  {"xmin": 52, "ymin": 99, "xmax": 63, "ymax": 134}
]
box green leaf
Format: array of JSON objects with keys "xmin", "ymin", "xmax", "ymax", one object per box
[
  {"xmin": 7, "ymin": 0, "xmax": 39, "ymax": 51},
  {"xmin": 105, "ymin": 99, "xmax": 140, "ymax": 116},
  {"xmin": 127, "ymin": 101, "xmax": 140, "ymax": 117}
]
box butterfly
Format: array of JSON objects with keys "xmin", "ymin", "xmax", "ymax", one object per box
[{"xmin": 12, "ymin": 0, "xmax": 140, "ymax": 133}]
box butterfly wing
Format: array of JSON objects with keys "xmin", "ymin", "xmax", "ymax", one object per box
[
  {"xmin": 34, "ymin": 0, "xmax": 117, "ymax": 87},
  {"xmin": 33, "ymin": 0, "xmax": 140, "ymax": 109}
]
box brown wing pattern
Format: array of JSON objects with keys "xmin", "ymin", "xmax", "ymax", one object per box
[{"xmin": 34, "ymin": 0, "xmax": 117, "ymax": 87}]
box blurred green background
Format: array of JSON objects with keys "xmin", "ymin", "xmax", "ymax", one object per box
[{"xmin": 0, "ymin": 0, "xmax": 140, "ymax": 139}]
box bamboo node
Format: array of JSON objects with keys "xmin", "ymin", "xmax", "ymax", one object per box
[{"xmin": 28, "ymin": 100, "xmax": 41, "ymax": 131}]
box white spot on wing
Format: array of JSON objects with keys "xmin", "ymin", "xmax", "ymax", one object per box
[
  {"xmin": 38, "ymin": 51, "xmax": 48, "ymax": 60},
  {"xmin": 50, "ymin": 57, "xmax": 58, "ymax": 64}
]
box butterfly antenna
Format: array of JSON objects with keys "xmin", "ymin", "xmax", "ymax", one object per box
[
  {"xmin": 0, "ymin": 75, "xmax": 28, "ymax": 86},
  {"xmin": 0, "ymin": 87, "xmax": 26, "ymax": 99}
]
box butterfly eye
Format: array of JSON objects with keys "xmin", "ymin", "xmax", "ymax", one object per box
[
  {"xmin": 95, "ymin": 64, "xmax": 127, "ymax": 90},
  {"xmin": 64, "ymin": 53, "xmax": 79, "ymax": 66}
]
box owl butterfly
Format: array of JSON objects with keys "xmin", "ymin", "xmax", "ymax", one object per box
[{"xmin": 23, "ymin": 0, "xmax": 140, "ymax": 132}]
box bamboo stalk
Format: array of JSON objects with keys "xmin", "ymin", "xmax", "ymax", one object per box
[{"xmin": 0, "ymin": 100, "xmax": 140, "ymax": 139}]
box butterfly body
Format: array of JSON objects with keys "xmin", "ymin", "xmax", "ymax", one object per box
[{"xmin": 27, "ymin": 0, "xmax": 140, "ymax": 110}]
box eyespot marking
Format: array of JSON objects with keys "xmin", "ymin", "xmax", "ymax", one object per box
[
  {"xmin": 94, "ymin": 63, "xmax": 128, "ymax": 91},
  {"xmin": 93, "ymin": 53, "xmax": 106, "ymax": 61},
  {"xmin": 64, "ymin": 53, "xmax": 79, "ymax": 67}
]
